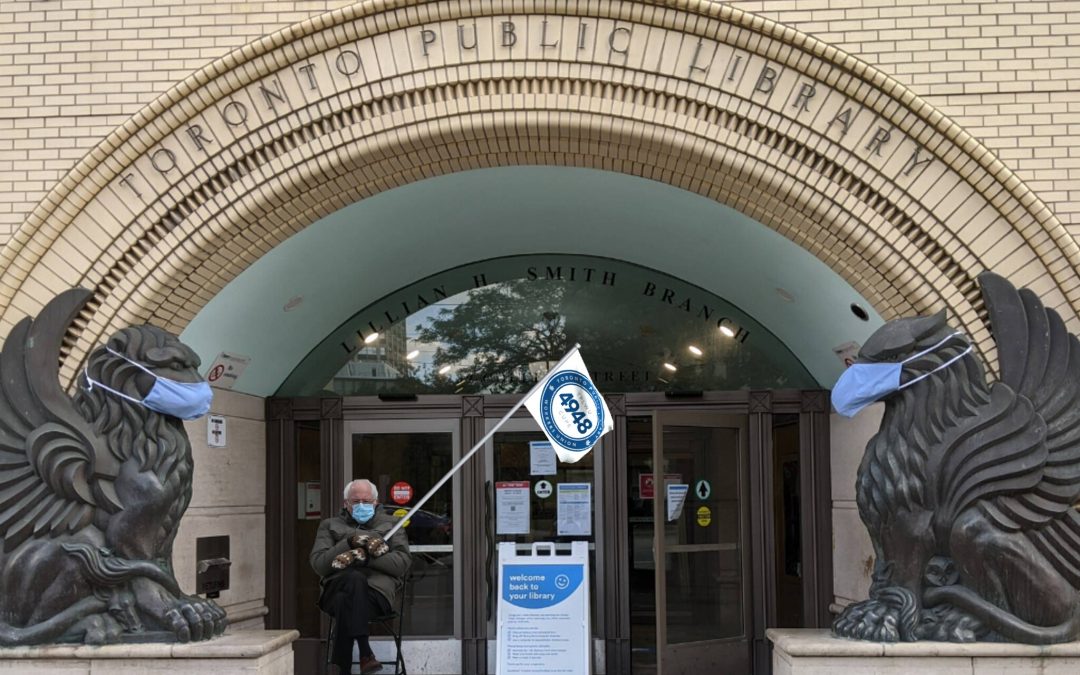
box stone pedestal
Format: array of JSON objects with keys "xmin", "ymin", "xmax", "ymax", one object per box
[
  {"xmin": 0, "ymin": 629, "xmax": 298, "ymax": 674},
  {"xmin": 769, "ymin": 629, "xmax": 1080, "ymax": 675}
]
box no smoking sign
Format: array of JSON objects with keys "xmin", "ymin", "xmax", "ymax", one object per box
[{"xmin": 203, "ymin": 352, "xmax": 250, "ymax": 390}]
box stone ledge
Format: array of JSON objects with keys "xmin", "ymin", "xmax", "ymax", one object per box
[
  {"xmin": 769, "ymin": 629, "xmax": 1080, "ymax": 675},
  {"xmin": 0, "ymin": 629, "xmax": 298, "ymax": 660},
  {"xmin": 768, "ymin": 629, "xmax": 1080, "ymax": 657}
]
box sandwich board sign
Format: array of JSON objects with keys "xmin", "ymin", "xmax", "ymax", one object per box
[{"xmin": 496, "ymin": 541, "xmax": 590, "ymax": 674}]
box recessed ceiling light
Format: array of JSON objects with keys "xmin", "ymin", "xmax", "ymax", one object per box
[
  {"xmin": 364, "ymin": 332, "xmax": 379, "ymax": 344},
  {"xmin": 850, "ymin": 303, "xmax": 870, "ymax": 321},
  {"xmin": 406, "ymin": 350, "xmax": 420, "ymax": 360},
  {"xmin": 719, "ymin": 325, "xmax": 736, "ymax": 338},
  {"xmin": 438, "ymin": 365, "xmax": 452, "ymax": 375},
  {"xmin": 663, "ymin": 362, "xmax": 677, "ymax": 372},
  {"xmin": 283, "ymin": 295, "xmax": 303, "ymax": 311},
  {"xmin": 688, "ymin": 345, "xmax": 703, "ymax": 357}
]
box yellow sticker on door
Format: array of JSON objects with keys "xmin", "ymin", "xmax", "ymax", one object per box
[
  {"xmin": 393, "ymin": 508, "xmax": 411, "ymax": 527},
  {"xmin": 696, "ymin": 506, "xmax": 712, "ymax": 527}
]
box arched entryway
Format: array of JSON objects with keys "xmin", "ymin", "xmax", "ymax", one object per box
[
  {"xmin": 0, "ymin": 0, "xmax": 1075, "ymax": 382},
  {"xmin": 2, "ymin": 1, "xmax": 1077, "ymax": 674}
]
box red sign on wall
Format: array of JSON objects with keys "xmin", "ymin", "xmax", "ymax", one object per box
[
  {"xmin": 638, "ymin": 473, "xmax": 682, "ymax": 499},
  {"xmin": 390, "ymin": 481, "xmax": 413, "ymax": 505}
]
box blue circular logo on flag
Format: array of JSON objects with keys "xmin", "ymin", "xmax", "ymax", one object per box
[{"xmin": 538, "ymin": 370, "xmax": 607, "ymax": 451}]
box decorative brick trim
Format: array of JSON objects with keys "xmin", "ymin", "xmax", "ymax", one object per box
[{"xmin": 1, "ymin": 0, "xmax": 1076, "ymax": 387}]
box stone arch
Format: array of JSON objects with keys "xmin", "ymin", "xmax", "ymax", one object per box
[{"xmin": 1, "ymin": 0, "xmax": 1077, "ymax": 383}]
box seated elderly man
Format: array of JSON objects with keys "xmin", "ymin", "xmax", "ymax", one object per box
[{"xmin": 311, "ymin": 479, "xmax": 411, "ymax": 674}]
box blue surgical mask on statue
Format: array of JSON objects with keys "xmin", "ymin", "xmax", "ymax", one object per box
[
  {"xmin": 352, "ymin": 503, "xmax": 375, "ymax": 524},
  {"xmin": 832, "ymin": 332, "xmax": 972, "ymax": 418},
  {"xmin": 83, "ymin": 347, "xmax": 213, "ymax": 421}
]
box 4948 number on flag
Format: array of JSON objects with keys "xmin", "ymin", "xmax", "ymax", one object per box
[{"xmin": 524, "ymin": 349, "xmax": 613, "ymax": 463}]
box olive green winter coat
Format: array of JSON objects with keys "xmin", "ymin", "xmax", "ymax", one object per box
[{"xmin": 309, "ymin": 508, "xmax": 411, "ymax": 606}]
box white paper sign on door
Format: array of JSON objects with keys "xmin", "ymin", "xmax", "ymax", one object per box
[
  {"xmin": 496, "ymin": 481, "xmax": 531, "ymax": 535},
  {"xmin": 556, "ymin": 483, "xmax": 591, "ymax": 536},
  {"xmin": 529, "ymin": 441, "xmax": 557, "ymax": 475},
  {"xmin": 666, "ymin": 483, "xmax": 689, "ymax": 522}
]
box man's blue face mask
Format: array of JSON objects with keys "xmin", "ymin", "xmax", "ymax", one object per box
[
  {"xmin": 84, "ymin": 347, "xmax": 213, "ymax": 421},
  {"xmin": 352, "ymin": 503, "xmax": 376, "ymax": 524},
  {"xmin": 832, "ymin": 332, "xmax": 972, "ymax": 418}
]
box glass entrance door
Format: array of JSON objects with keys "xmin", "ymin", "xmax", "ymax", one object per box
[
  {"xmin": 344, "ymin": 419, "xmax": 461, "ymax": 667},
  {"xmin": 652, "ymin": 411, "xmax": 751, "ymax": 673}
]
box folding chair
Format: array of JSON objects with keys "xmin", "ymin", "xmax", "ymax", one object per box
[{"xmin": 323, "ymin": 574, "xmax": 409, "ymax": 675}]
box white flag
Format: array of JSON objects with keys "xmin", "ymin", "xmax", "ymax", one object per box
[{"xmin": 524, "ymin": 349, "xmax": 613, "ymax": 463}]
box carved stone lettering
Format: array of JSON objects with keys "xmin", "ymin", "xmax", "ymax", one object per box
[
  {"xmin": 792, "ymin": 82, "xmax": 816, "ymax": 113},
  {"xmin": 259, "ymin": 79, "xmax": 287, "ymax": 112},
  {"xmin": 150, "ymin": 148, "xmax": 177, "ymax": 175},
  {"xmin": 727, "ymin": 54, "xmax": 743, "ymax": 81},
  {"xmin": 297, "ymin": 63, "xmax": 318, "ymax": 90},
  {"xmin": 119, "ymin": 173, "xmax": 143, "ymax": 199},
  {"xmin": 688, "ymin": 39, "xmax": 711, "ymax": 78},
  {"xmin": 829, "ymin": 106, "xmax": 853, "ymax": 137},
  {"xmin": 115, "ymin": 17, "xmax": 935, "ymax": 216},
  {"xmin": 865, "ymin": 126, "xmax": 892, "ymax": 156},
  {"xmin": 755, "ymin": 65, "xmax": 778, "ymax": 94},
  {"xmin": 458, "ymin": 23, "xmax": 478, "ymax": 51},
  {"xmin": 421, "ymin": 29, "xmax": 437, "ymax": 56},
  {"xmin": 903, "ymin": 144, "xmax": 935, "ymax": 177},
  {"xmin": 185, "ymin": 124, "xmax": 214, "ymax": 152},
  {"xmin": 335, "ymin": 49, "xmax": 362, "ymax": 76},
  {"xmin": 220, "ymin": 100, "xmax": 248, "ymax": 127},
  {"xmin": 540, "ymin": 20, "xmax": 559, "ymax": 49},
  {"xmin": 502, "ymin": 21, "xmax": 517, "ymax": 47},
  {"xmin": 608, "ymin": 27, "xmax": 630, "ymax": 55}
]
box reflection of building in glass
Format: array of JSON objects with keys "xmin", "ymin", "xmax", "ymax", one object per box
[{"xmin": 330, "ymin": 322, "xmax": 408, "ymax": 394}]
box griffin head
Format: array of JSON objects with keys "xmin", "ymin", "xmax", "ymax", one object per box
[
  {"xmin": 79, "ymin": 325, "xmax": 205, "ymax": 407},
  {"xmin": 834, "ymin": 307, "xmax": 984, "ymax": 419},
  {"xmin": 859, "ymin": 309, "xmax": 951, "ymax": 362},
  {"xmin": 75, "ymin": 323, "xmax": 211, "ymax": 477}
]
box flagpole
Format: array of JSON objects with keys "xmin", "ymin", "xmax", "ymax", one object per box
[{"xmin": 381, "ymin": 343, "xmax": 582, "ymax": 541}]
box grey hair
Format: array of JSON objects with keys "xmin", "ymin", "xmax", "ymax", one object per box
[{"xmin": 343, "ymin": 479, "xmax": 378, "ymax": 501}]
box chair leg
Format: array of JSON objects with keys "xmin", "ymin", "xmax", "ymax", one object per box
[
  {"xmin": 393, "ymin": 627, "xmax": 405, "ymax": 675},
  {"xmin": 325, "ymin": 619, "xmax": 335, "ymax": 673}
]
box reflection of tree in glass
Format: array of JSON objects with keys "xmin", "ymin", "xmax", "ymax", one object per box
[
  {"xmin": 410, "ymin": 277, "xmax": 811, "ymax": 395},
  {"xmin": 417, "ymin": 281, "xmax": 571, "ymax": 393}
]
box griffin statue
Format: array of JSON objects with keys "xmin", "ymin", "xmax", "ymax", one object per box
[
  {"xmin": 0, "ymin": 288, "xmax": 226, "ymax": 645},
  {"xmin": 832, "ymin": 272, "xmax": 1080, "ymax": 644}
]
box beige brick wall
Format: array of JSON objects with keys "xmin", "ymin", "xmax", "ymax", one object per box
[{"xmin": 1, "ymin": 0, "xmax": 1078, "ymax": 245}]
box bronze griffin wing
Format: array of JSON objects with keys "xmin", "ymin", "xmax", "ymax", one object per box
[
  {"xmin": 0, "ymin": 289, "xmax": 123, "ymax": 553},
  {"xmin": 920, "ymin": 272, "xmax": 1080, "ymax": 641},
  {"xmin": 936, "ymin": 274, "xmax": 1080, "ymax": 572}
]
